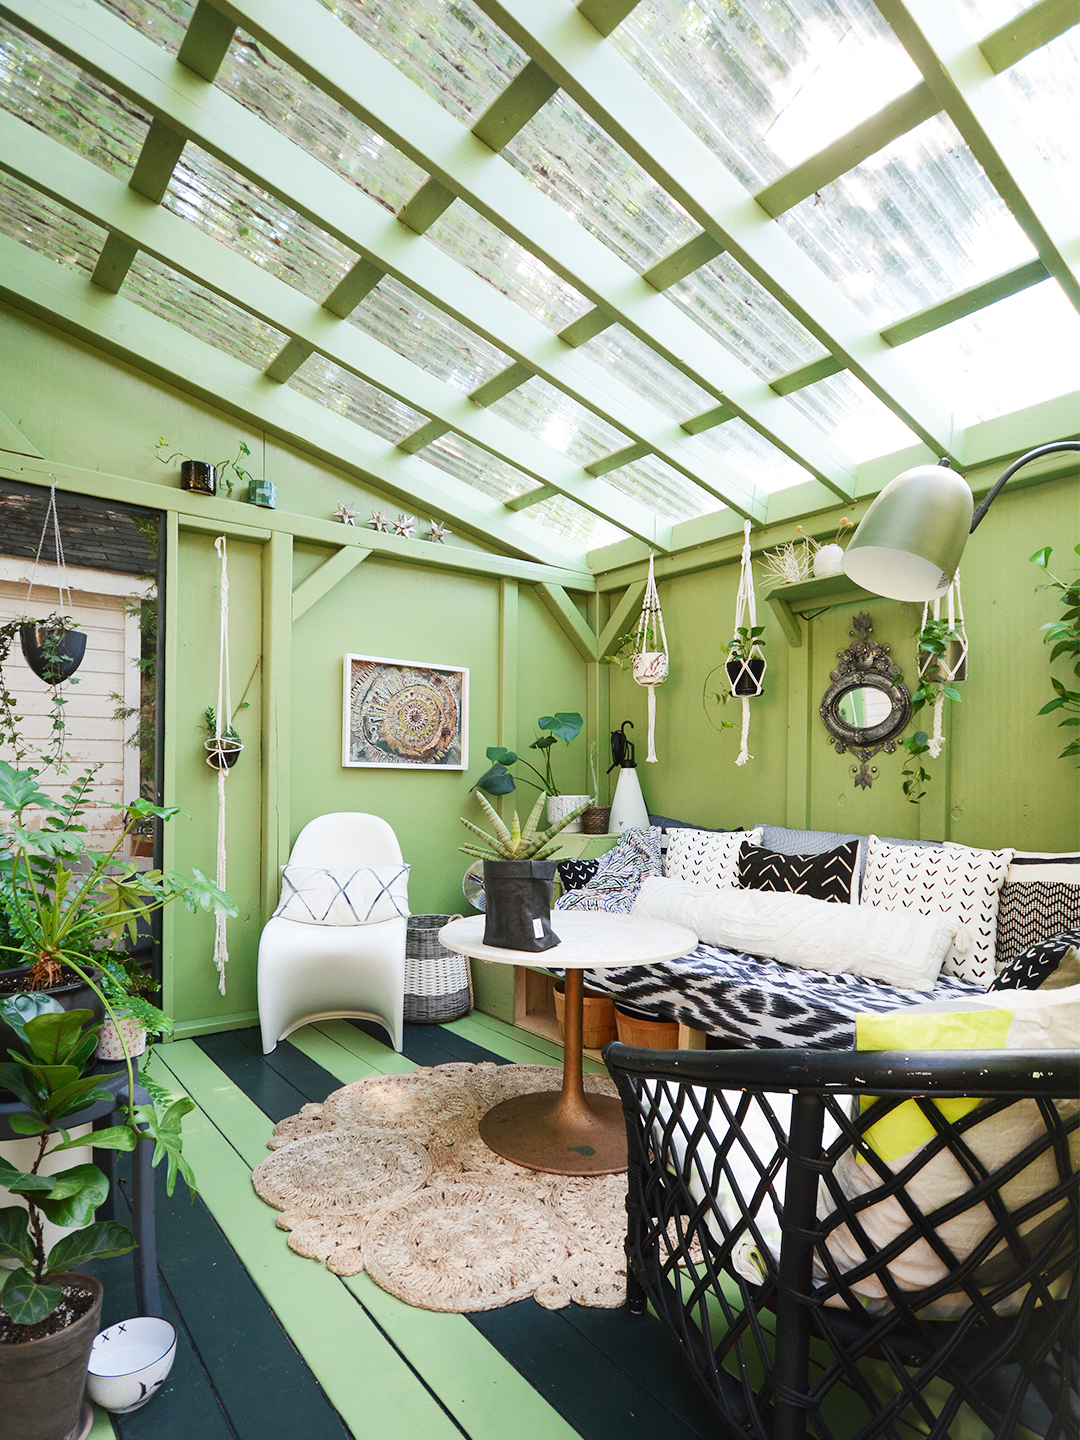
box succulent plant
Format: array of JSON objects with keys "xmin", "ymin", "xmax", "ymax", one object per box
[{"xmin": 459, "ymin": 791, "xmax": 590, "ymax": 863}]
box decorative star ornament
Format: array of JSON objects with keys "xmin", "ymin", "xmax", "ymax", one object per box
[
  {"xmin": 427, "ymin": 519, "xmax": 452, "ymax": 544},
  {"xmin": 333, "ymin": 502, "xmax": 358, "ymax": 525},
  {"xmin": 393, "ymin": 513, "xmax": 416, "ymax": 539},
  {"xmin": 368, "ymin": 510, "xmax": 390, "ymax": 533}
]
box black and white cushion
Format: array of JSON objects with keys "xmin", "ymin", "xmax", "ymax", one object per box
[
  {"xmin": 994, "ymin": 852, "xmax": 1080, "ymax": 962},
  {"xmin": 664, "ymin": 827, "xmax": 762, "ymax": 889},
  {"xmin": 555, "ymin": 828, "xmax": 662, "ymax": 913},
  {"xmin": 991, "ymin": 929, "xmax": 1080, "ymax": 991},
  {"xmin": 738, "ymin": 839, "xmax": 858, "ymax": 904},
  {"xmin": 556, "ymin": 859, "xmax": 599, "ymax": 893},
  {"xmin": 274, "ymin": 864, "xmax": 410, "ymax": 926}
]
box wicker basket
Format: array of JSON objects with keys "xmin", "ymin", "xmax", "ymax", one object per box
[
  {"xmin": 403, "ymin": 914, "xmax": 472, "ymax": 1024},
  {"xmin": 614, "ymin": 1001, "xmax": 679, "ymax": 1049}
]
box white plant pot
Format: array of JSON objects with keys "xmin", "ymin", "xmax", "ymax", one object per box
[
  {"xmin": 813, "ymin": 543, "xmax": 845, "ymax": 578},
  {"xmin": 632, "ymin": 651, "xmax": 668, "ymax": 685},
  {"xmin": 95, "ymin": 1014, "xmax": 148, "ymax": 1060},
  {"xmin": 546, "ymin": 794, "xmax": 591, "ymax": 834},
  {"xmin": 87, "ymin": 1317, "xmax": 177, "ymax": 1414}
]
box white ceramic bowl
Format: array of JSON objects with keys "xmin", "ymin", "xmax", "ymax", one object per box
[{"xmin": 86, "ymin": 1317, "xmax": 177, "ymax": 1414}]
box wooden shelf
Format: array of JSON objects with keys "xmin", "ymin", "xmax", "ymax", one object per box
[{"xmin": 765, "ymin": 573, "xmax": 876, "ymax": 647}]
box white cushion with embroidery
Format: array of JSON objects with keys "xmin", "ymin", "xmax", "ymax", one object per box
[
  {"xmin": 860, "ymin": 837, "xmax": 1013, "ymax": 988},
  {"xmin": 663, "ymin": 827, "xmax": 762, "ymax": 890},
  {"xmin": 273, "ymin": 864, "xmax": 410, "ymax": 926}
]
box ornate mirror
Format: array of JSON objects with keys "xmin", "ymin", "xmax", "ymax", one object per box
[{"xmin": 820, "ymin": 613, "xmax": 910, "ymax": 789}]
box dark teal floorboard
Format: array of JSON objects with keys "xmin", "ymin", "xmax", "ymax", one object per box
[
  {"xmin": 232, "ymin": 1024, "xmax": 343, "ymax": 1101},
  {"xmin": 196, "ymin": 1029, "xmax": 312, "ymax": 1122},
  {"xmin": 348, "ymin": 1017, "xmax": 510, "ymax": 1068}
]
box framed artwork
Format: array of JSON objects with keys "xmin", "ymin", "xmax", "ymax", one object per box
[{"xmin": 343, "ymin": 654, "xmax": 468, "ymax": 770}]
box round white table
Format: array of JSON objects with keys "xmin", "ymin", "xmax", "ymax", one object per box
[{"xmin": 438, "ymin": 912, "xmax": 696, "ymax": 1176}]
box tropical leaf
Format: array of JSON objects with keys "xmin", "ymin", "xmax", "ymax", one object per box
[
  {"xmin": 0, "ymin": 1269, "xmax": 62, "ymax": 1326},
  {"xmin": 0, "ymin": 992, "xmax": 63, "ymax": 1048},
  {"xmin": 47, "ymin": 1220, "xmax": 135, "ymax": 1272},
  {"xmin": 136, "ymin": 1099, "xmax": 197, "ymax": 1198}
]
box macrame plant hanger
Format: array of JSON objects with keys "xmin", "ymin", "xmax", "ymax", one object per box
[
  {"xmin": 205, "ymin": 537, "xmax": 241, "ymax": 995},
  {"xmin": 632, "ymin": 553, "xmax": 668, "ymax": 763},
  {"xmin": 728, "ymin": 520, "xmax": 767, "ymax": 766},
  {"xmin": 919, "ymin": 571, "xmax": 967, "ymax": 759}
]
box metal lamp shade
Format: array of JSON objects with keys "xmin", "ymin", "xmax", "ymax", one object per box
[{"xmin": 842, "ymin": 462, "xmax": 973, "ymax": 602}]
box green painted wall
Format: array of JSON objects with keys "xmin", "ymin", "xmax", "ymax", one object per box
[{"xmin": 607, "ymin": 477, "xmax": 1079, "ymax": 850}]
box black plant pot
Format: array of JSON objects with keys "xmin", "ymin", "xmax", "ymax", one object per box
[
  {"xmin": 0, "ymin": 965, "xmax": 104, "ymax": 1093},
  {"xmin": 725, "ymin": 655, "xmax": 766, "ymax": 697},
  {"xmin": 180, "ymin": 460, "xmax": 217, "ymax": 496},
  {"xmin": 204, "ymin": 737, "xmax": 243, "ymax": 770},
  {"xmin": 482, "ymin": 859, "xmax": 559, "ymax": 952},
  {"xmin": 19, "ymin": 626, "xmax": 87, "ymax": 685}
]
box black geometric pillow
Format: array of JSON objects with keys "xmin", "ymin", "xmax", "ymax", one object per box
[
  {"xmin": 994, "ymin": 854, "xmax": 1080, "ymax": 962},
  {"xmin": 737, "ymin": 839, "xmax": 859, "ymax": 905},
  {"xmin": 990, "ymin": 929, "xmax": 1080, "ymax": 991},
  {"xmin": 556, "ymin": 859, "xmax": 599, "ymax": 893}
]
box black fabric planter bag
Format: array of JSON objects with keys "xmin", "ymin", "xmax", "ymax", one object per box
[{"xmin": 482, "ymin": 859, "xmax": 560, "ymax": 952}]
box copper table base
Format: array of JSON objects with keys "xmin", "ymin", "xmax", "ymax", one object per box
[{"xmin": 479, "ymin": 1089, "xmax": 626, "ymax": 1176}]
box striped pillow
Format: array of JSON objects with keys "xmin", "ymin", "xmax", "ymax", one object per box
[{"xmin": 994, "ymin": 852, "xmax": 1080, "ymax": 963}]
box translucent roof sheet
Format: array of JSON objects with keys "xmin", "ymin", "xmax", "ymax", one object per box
[
  {"xmin": 422, "ymin": 430, "xmax": 539, "ymax": 503},
  {"xmin": 611, "ymin": 0, "xmax": 922, "ymax": 192},
  {"xmin": 695, "ymin": 420, "xmax": 813, "ymax": 494},
  {"xmin": 603, "ymin": 452, "xmax": 721, "ymax": 523},
  {"xmin": 504, "ymin": 90, "xmax": 700, "ymax": 272},
  {"xmin": 166, "ymin": 145, "xmax": 355, "ymax": 302},
  {"xmin": 288, "ymin": 353, "xmax": 427, "ymax": 443},
  {"xmin": 218, "ymin": 31, "xmax": 424, "ymax": 214},
  {"xmin": 996, "ymin": 30, "xmax": 1080, "ymax": 231},
  {"xmin": 524, "ymin": 494, "xmax": 627, "ymax": 550},
  {"xmin": 0, "ymin": 20, "xmax": 149, "ymax": 180},
  {"xmin": 349, "ymin": 276, "xmax": 511, "ymax": 395},
  {"xmin": 124, "ymin": 254, "xmax": 289, "ymax": 370},
  {"xmin": 0, "ymin": 172, "xmax": 106, "ymax": 277},
  {"xmin": 578, "ymin": 325, "xmax": 715, "ymax": 421},
  {"xmin": 895, "ymin": 279, "xmax": 1080, "ymax": 428},
  {"xmin": 425, "ymin": 202, "xmax": 592, "ymax": 333},
  {"xmin": 319, "ymin": 0, "xmax": 526, "ymax": 127},
  {"xmin": 487, "ymin": 378, "xmax": 629, "ymax": 466},
  {"xmin": 782, "ymin": 370, "xmax": 921, "ymax": 461},
  {"xmin": 952, "ymin": 0, "xmax": 1037, "ymax": 31},
  {"xmin": 96, "ymin": 0, "xmax": 192, "ymax": 56}
]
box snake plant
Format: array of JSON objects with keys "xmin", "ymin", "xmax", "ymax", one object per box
[{"xmin": 459, "ymin": 791, "xmax": 589, "ymax": 863}]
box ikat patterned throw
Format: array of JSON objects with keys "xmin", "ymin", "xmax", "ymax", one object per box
[
  {"xmin": 737, "ymin": 840, "xmax": 859, "ymax": 905},
  {"xmin": 994, "ymin": 852, "xmax": 1080, "ymax": 962},
  {"xmin": 861, "ymin": 838, "xmax": 1013, "ymax": 988},
  {"xmin": 274, "ymin": 864, "xmax": 411, "ymax": 926}
]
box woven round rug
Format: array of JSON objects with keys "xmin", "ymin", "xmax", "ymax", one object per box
[{"xmin": 252, "ymin": 1062, "xmax": 627, "ymax": 1312}]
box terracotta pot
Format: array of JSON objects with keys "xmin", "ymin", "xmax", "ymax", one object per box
[
  {"xmin": 18, "ymin": 626, "xmax": 86, "ymax": 685},
  {"xmin": 0, "ymin": 1273, "xmax": 102, "ymax": 1440},
  {"xmin": 179, "ymin": 460, "xmax": 216, "ymax": 496}
]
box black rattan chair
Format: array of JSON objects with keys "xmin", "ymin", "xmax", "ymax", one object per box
[{"xmin": 605, "ymin": 1043, "xmax": 1078, "ymax": 1440}]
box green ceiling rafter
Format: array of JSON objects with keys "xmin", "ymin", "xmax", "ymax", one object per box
[
  {"xmin": 505, "ymin": 485, "xmax": 558, "ymax": 512},
  {"xmin": 0, "ymin": 234, "xmax": 595, "ymax": 574},
  {"xmin": 880, "ymin": 257, "xmax": 1051, "ymax": 347},
  {"xmin": 979, "ymin": 0, "xmax": 1076, "ymax": 75},
  {"xmin": 576, "ymin": 0, "xmax": 641, "ymax": 39},
  {"xmin": 0, "ymin": 118, "xmax": 670, "ymax": 549},
  {"xmin": 1, "ymin": 0, "xmax": 780, "ymax": 521},
  {"xmin": 471, "ymin": 58, "xmax": 560, "ymax": 151},
  {"xmin": 874, "ymin": 0, "xmax": 1079, "ymax": 312},
  {"xmin": 177, "ymin": 0, "xmax": 237, "ymax": 82},
  {"xmin": 770, "ymin": 357, "xmax": 846, "ymax": 398},
  {"xmin": 471, "ymin": 0, "xmax": 959, "ymax": 457},
  {"xmin": 206, "ymin": 0, "xmax": 858, "ymax": 496}
]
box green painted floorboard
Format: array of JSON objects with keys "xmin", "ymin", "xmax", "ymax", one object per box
[
  {"xmin": 160, "ymin": 1040, "xmax": 583, "ymax": 1440},
  {"xmin": 444, "ymin": 1011, "xmax": 607, "ymax": 1073}
]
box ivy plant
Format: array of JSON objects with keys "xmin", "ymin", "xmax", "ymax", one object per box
[{"xmin": 1031, "ymin": 544, "xmax": 1080, "ymax": 763}]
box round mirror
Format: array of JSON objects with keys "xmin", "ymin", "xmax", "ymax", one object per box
[
  {"xmin": 836, "ymin": 686, "xmax": 895, "ymax": 730},
  {"xmin": 820, "ymin": 671, "xmax": 911, "ymax": 748}
]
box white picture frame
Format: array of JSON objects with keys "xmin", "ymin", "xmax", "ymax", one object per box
[{"xmin": 342, "ymin": 653, "xmax": 469, "ymax": 770}]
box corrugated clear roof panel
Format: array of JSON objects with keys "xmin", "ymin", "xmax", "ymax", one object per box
[
  {"xmin": 487, "ymin": 377, "xmax": 629, "ymax": 465},
  {"xmin": 318, "ymin": 0, "xmax": 526, "ymax": 126},
  {"xmin": 695, "ymin": 420, "xmax": 813, "ymax": 493},
  {"xmin": 604, "ymin": 453, "xmax": 722, "ymax": 522},
  {"xmin": 783, "ymin": 371, "xmax": 920, "ymax": 460},
  {"xmin": 895, "ymin": 279, "xmax": 1080, "ymax": 428},
  {"xmin": 0, "ymin": 20, "xmax": 149, "ymax": 180},
  {"xmin": 996, "ymin": 31, "xmax": 1080, "ymax": 230},
  {"xmin": 422, "ymin": 432, "xmax": 541, "ymax": 502},
  {"xmin": 424, "ymin": 202, "xmax": 592, "ymax": 333},
  {"xmin": 504, "ymin": 91, "xmax": 700, "ymax": 272},
  {"xmin": 95, "ymin": 0, "xmax": 192, "ymax": 56},
  {"xmin": 288, "ymin": 354, "xmax": 426, "ymax": 442},
  {"xmin": 667, "ymin": 252, "xmax": 827, "ymax": 381},
  {"xmin": 217, "ymin": 32, "xmax": 424, "ymax": 213},
  {"xmin": 611, "ymin": 0, "xmax": 921, "ymax": 192},
  {"xmin": 952, "ymin": 0, "xmax": 1036, "ymax": 31},
  {"xmin": 165, "ymin": 145, "xmax": 356, "ymax": 301},
  {"xmin": 0, "ymin": 172, "xmax": 107, "ymax": 277},
  {"xmin": 525, "ymin": 494, "xmax": 627, "ymax": 550},
  {"xmin": 124, "ymin": 254, "xmax": 288, "ymax": 369},
  {"xmin": 776, "ymin": 114, "xmax": 1037, "ymax": 329},
  {"xmin": 578, "ymin": 325, "xmax": 715, "ymax": 421},
  {"xmin": 350, "ymin": 276, "xmax": 512, "ymax": 394}
]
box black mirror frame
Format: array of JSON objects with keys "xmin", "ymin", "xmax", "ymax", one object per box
[{"xmin": 819, "ymin": 613, "xmax": 911, "ymax": 789}]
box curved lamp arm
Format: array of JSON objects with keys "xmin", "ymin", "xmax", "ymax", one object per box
[{"xmin": 970, "ymin": 440, "xmax": 1080, "ymax": 532}]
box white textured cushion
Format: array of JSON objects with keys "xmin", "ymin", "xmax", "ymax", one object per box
[
  {"xmin": 274, "ymin": 864, "xmax": 410, "ymax": 926},
  {"xmin": 861, "ymin": 837, "xmax": 1013, "ymax": 988},
  {"xmin": 632, "ymin": 876, "xmax": 954, "ymax": 991},
  {"xmin": 663, "ymin": 827, "xmax": 762, "ymax": 889}
]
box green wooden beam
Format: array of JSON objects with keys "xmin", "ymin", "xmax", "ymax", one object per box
[
  {"xmin": 90, "ymin": 233, "xmax": 138, "ymax": 294},
  {"xmin": 584, "ymin": 443, "xmax": 649, "ymax": 476},
  {"xmin": 505, "ymin": 485, "xmax": 558, "ymax": 511},
  {"xmin": 681, "ymin": 404, "xmax": 736, "ymax": 434},
  {"xmin": 536, "ymin": 583, "xmax": 599, "ymax": 661},
  {"xmin": 471, "ymin": 59, "xmax": 559, "ymax": 151},
  {"xmin": 880, "ymin": 257, "xmax": 1050, "ymax": 346},
  {"xmin": 473, "ymin": 0, "xmax": 959, "ymax": 457},
  {"xmin": 129, "ymin": 116, "xmax": 187, "ymax": 204},
  {"xmin": 177, "ymin": 0, "xmax": 236, "ymax": 81},
  {"xmin": 396, "ymin": 419, "xmax": 450, "ymax": 456},
  {"xmin": 577, "ymin": 0, "xmax": 641, "ymax": 38},
  {"xmin": 5, "ymin": 0, "xmax": 775, "ymax": 521},
  {"xmin": 753, "ymin": 84, "xmax": 939, "ymax": 219},
  {"xmin": 597, "ymin": 579, "xmax": 645, "ymax": 657},
  {"xmin": 770, "ymin": 355, "xmax": 846, "ymax": 396},
  {"xmin": 469, "ymin": 363, "xmax": 535, "ymax": 407},
  {"xmin": 641, "ymin": 232, "xmax": 725, "ymax": 291},
  {"xmin": 396, "ymin": 179, "xmax": 456, "ymax": 234},
  {"xmin": 321, "ymin": 259, "xmax": 386, "ymax": 319},
  {"xmin": 0, "ymin": 237, "xmax": 603, "ymax": 578},
  {"xmin": 291, "ymin": 546, "xmax": 370, "ymax": 622},
  {"xmin": 874, "ymin": 0, "xmax": 1079, "ymax": 311},
  {"xmin": 262, "ymin": 530, "xmax": 293, "ymax": 918},
  {"xmin": 556, "ymin": 308, "xmax": 614, "ymax": 348},
  {"xmin": 0, "ymin": 405, "xmax": 42, "ymax": 457},
  {"xmin": 979, "ymin": 0, "xmax": 1076, "ymax": 74},
  {"xmin": 498, "ymin": 579, "xmax": 518, "ymax": 753}
]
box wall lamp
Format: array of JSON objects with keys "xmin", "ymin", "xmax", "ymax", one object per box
[{"xmin": 842, "ymin": 441, "xmax": 1080, "ymax": 602}]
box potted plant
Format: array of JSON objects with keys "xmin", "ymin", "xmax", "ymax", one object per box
[
  {"xmin": 0, "ymin": 619, "xmax": 83, "ymax": 775},
  {"xmin": 723, "ymin": 626, "xmax": 767, "ymax": 696},
  {"xmin": 475, "ymin": 713, "xmax": 589, "ymax": 831},
  {"xmin": 0, "ymin": 1001, "xmax": 192, "ymax": 1440},
  {"xmin": 1031, "ymin": 544, "xmax": 1079, "ymax": 764},
  {"xmin": 459, "ymin": 791, "xmax": 589, "ymax": 952},
  {"xmin": 202, "ymin": 705, "xmax": 243, "ymax": 771},
  {"xmin": 155, "ymin": 437, "xmax": 258, "ymax": 499}
]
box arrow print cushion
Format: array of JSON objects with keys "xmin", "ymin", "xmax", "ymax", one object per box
[{"xmin": 737, "ymin": 839, "xmax": 859, "ymax": 905}]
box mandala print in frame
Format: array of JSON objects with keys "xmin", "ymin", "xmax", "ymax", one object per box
[{"xmin": 343, "ymin": 654, "xmax": 468, "ymax": 769}]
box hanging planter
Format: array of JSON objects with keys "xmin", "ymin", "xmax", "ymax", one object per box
[
  {"xmin": 18, "ymin": 621, "xmax": 86, "ymax": 684},
  {"xmin": 913, "ymin": 572, "xmax": 968, "ymax": 762},
  {"xmin": 723, "ymin": 521, "xmax": 767, "ymax": 765},
  {"xmin": 724, "ymin": 653, "xmax": 766, "ymax": 698},
  {"xmin": 630, "ymin": 553, "xmax": 669, "ymax": 763}
]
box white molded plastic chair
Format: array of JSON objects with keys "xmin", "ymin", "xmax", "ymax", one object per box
[{"xmin": 258, "ymin": 813, "xmax": 407, "ymax": 1054}]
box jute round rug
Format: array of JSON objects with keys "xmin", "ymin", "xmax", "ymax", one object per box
[{"xmin": 252, "ymin": 1063, "xmax": 629, "ymax": 1313}]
